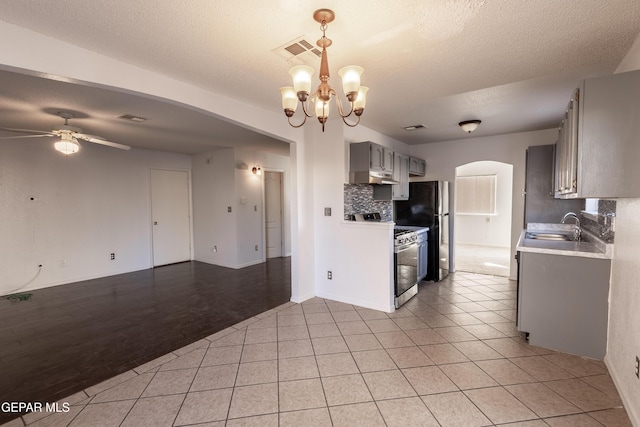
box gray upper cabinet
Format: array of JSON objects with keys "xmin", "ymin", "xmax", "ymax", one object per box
[
  {"xmin": 373, "ymin": 152, "xmax": 410, "ymax": 200},
  {"xmin": 392, "ymin": 153, "xmax": 410, "ymax": 200},
  {"xmin": 368, "ymin": 142, "xmax": 394, "ymax": 173},
  {"xmin": 556, "ymin": 69, "xmax": 640, "ymax": 198},
  {"xmin": 409, "ymin": 157, "xmax": 426, "ymax": 177},
  {"xmin": 554, "ymin": 90, "xmax": 579, "ymax": 198}
]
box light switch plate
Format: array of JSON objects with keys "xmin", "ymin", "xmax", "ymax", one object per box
[{"xmin": 324, "ymin": 207, "xmax": 331, "ymax": 216}]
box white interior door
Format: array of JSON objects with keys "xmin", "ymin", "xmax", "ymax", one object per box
[
  {"xmin": 265, "ymin": 171, "xmax": 283, "ymax": 258},
  {"xmin": 150, "ymin": 169, "xmax": 191, "ymax": 266}
]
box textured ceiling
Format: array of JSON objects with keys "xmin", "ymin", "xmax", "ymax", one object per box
[{"xmin": 0, "ymin": 0, "xmax": 639, "ymax": 151}]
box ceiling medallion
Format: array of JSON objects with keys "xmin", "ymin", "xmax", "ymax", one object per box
[{"xmin": 279, "ymin": 9, "xmax": 368, "ymax": 132}]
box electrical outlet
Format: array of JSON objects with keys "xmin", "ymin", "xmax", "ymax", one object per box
[
  {"xmin": 110, "ymin": 253, "xmax": 115, "ymax": 260},
  {"xmin": 213, "ymin": 246, "xmax": 218, "ymax": 253},
  {"xmin": 227, "ymin": 206, "xmax": 232, "ymax": 213},
  {"xmin": 255, "ymin": 245, "xmax": 259, "ymax": 251},
  {"xmin": 635, "ymin": 355, "xmax": 639, "ymax": 379},
  {"xmin": 324, "ymin": 207, "xmax": 332, "ymax": 216},
  {"xmin": 327, "ymin": 271, "xmax": 332, "ymax": 280}
]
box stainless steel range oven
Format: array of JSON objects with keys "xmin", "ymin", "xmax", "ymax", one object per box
[{"xmin": 394, "ymin": 229, "xmax": 419, "ymax": 308}]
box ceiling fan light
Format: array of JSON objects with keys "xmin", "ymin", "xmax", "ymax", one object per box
[
  {"xmin": 54, "ymin": 138, "xmax": 80, "ymax": 154},
  {"xmin": 459, "ymin": 119, "xmax": 481, "ymax": 133}
]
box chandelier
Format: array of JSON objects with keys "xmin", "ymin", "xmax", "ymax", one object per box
[{"xmin": 279, "ymin": 9, "xmax": 368, "ymax": 132}]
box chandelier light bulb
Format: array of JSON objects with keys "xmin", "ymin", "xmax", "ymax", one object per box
[
  {"xmin": 280, "ymin": 87, "xmax": 298, "ymax": 113},
  {"xmin": 315, "ymin": 98, "xmax": 329, "ymax": 119},
  {"xmin": 353, "ymin": 86, "xmax": 369, "ymax": 113},
  {"xmin": 289, "ymin": 65, "xmax": 314, "ymax": 97},
  {"xmin": 338, "ymin": 66, "xmax": 363, "ymax": 100}
]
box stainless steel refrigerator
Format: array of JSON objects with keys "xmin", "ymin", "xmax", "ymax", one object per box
[{"xmin": 394, "ymin": 181, "xmax": 450, "ymax": 281}]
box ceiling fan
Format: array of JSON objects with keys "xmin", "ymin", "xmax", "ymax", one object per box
[{"xmin": 0, "ymin": 111, "xmax": 131, "ymax": 154}]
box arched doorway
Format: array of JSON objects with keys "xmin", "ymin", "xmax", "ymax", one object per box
[{"xmin": 454, "ymin": 161, "xmax": 513, "ymax": 277}]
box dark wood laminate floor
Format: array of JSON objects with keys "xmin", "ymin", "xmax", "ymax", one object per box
[{"xmin": 0, "ymin": 258, "xmax": 291, "ymax": 424}]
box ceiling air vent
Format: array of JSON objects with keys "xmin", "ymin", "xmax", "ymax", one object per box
[
  {"xmin": 403, "ymin": 124, "xmax": 427, "ymax": 131},
  {"xmin": 273, "ymin": 36, "xmax": 322, "ymax": 66},
  {"xmin": 118, "ymin": 114, "xmax": 148, "ymax": 123}
]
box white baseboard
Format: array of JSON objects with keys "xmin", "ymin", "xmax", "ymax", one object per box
[
  {"xmin": 290, "ymin": 293, "xmax": 315, "ymax": 304},
  {"xmin": 9, "ymin": 264, "xmax": 152, "ymax": 295}
]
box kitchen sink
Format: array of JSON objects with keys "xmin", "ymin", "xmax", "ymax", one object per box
[{"xmin": 525, "ymin": 232, "xmax": 576, "ymax": 241}]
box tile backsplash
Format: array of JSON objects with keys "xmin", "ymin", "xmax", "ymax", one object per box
[
  {"xmin": 343, "ymin": 184, "xmax": 392, "ymax": 221},
  {"xmin": 581, "ymin": 199, "xmax": 616, "ymax": 243}
]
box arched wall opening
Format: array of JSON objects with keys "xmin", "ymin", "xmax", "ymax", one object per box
[{"xmin": 454, "ymin": 161, "xmax": 513, "ymax": 277}]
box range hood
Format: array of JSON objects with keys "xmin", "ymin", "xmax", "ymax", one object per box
[{"xmin": 349, "ymin": 170, "xmax": 399, "ymax": 185}]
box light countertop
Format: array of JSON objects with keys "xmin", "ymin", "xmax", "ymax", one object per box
[{"xmin": 516, "ymin": 224, "xmax": 612, "ymax": 259}]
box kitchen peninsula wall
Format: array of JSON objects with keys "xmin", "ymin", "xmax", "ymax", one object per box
[{"xmin": 344, "ymin": 184, "xmax": 392, "ymax": 221}]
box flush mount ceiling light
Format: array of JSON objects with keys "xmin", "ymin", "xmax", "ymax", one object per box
[
  {"xmin": 459, "ymin": 120, "xmax": 482, "ymax": 134},
  {"xmin": 54, "ymin": 131, "xmax": 80, "ymax": 154},
  {"xmin": 279, "ymin": 9, "xmax": 368, "ymax": 132}
]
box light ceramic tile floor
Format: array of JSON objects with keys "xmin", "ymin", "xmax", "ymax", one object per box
[{"xmin": 3, "ymin": 272, "xmax": 632, "ymax": 427}]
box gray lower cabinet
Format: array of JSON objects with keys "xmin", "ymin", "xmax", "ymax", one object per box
[{"xmin": 517, "ymin": 251, "xmax": 611, "ymax": 359}]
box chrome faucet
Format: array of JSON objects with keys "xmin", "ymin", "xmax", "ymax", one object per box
[{"xmin": 561, "ymin": 212, "xmax": 581, "ymax": 241}]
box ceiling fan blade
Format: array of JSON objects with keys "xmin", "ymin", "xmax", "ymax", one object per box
[
  {"xmin": 0, "ymin": 134, "xmax": 54, "ymax": 140},
  {"xmin": 0, "ymin": 126, "xmax": 54, "ymax": 135},
  {"xmin": 77, "ymin": 134, "xmax": 131, "ymax": 150}
]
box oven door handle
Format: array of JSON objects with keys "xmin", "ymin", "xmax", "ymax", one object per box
[{"xmin": 395, "ymin": 242, "xmax": 417, "ymax": 252}]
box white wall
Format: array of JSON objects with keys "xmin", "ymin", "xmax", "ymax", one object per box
[
  {"xmin": 305, "ymin": 119, "xmax": 410, "ymax": 312},
  {"xmin": 409, "ymin": 128, "xmax": 557, "ymax": 279},
  {"xmin": 605, "ymin": 34, "xmax": 640, "ymax": 426},
  {"xmin": 192, "ymin": 149, "xmax": 238, "ymax": 267},
  {"xmin": 192, "ymin": 147, "xmax": 292, "ymax": 269},
  {"xmin": 235, "ymin": 148, "xmax": 292, "ymax": 266},
  {"xmin": 0, "ymin": 138, "xmax": 191, "ymax": 295},
  {"xmin": 455, "ymin": 161, "xmax": 513, "ymax": 248}
]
